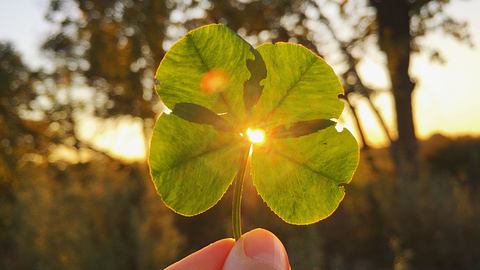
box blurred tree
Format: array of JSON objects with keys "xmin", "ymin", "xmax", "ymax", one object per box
[
  {"xmin": 5, "ymin": 158, "xmax": 182, "ymax": 270},
  {"xmin": 0, "ymin": 42, "xmax": 183, "ymax": 269},
  {"xmin": 0, "ymin": 41, "xmax": 112, "ymax": 181},
  {"xmin": 0, "ymin": 42, "xmax": 123, "ymax": 265},
  {"xmin": 43, "ymin": 0, "xmax": 173, "ymax": 121},
  {"xmin": 0, "ymin": 42, "xmax": 37, "ymax": 268},
  {"xmin": 1, "ymin": 43, "xmax": 44, "ymax": 186},
  {"xmin": 0, "ymin": 43, "xmax": 79, "ymax": 266},
  {"xmin": 367, "ymin": 0, "xmax": 471, "ymax": 180}
]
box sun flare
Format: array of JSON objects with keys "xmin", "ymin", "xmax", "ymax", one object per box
[{"xmin": 246, "ymin": 128, "xmax": 265, "ymax": 144}]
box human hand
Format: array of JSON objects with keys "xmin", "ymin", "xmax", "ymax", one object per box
[{"xmin": 166, "ymin": 228, "xmax": 291, "ymax": 270}]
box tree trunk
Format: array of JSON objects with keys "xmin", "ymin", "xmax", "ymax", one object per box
[{"xmin": 371, "ymin": 0, "xmax": 419, "ymax": 181}]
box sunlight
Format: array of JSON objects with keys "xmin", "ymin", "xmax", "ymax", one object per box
[
  {"xmin": 200, "ymin": 69, "xmax": 229, "ymax": 94},
  {"xmin": 246, "ymin": 128, "xmax": 265, "ymax": 144},
  {"xmin": 77, "ymin": 115, "xmax": 146, "ymax": 161}
]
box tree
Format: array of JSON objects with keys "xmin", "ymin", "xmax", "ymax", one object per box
[
  {"xmin": 0, "ymin": 42, "xmax": 81, "ymax": 268},
  {"xmin": 0, "ymin": 41, "xmax": 183, "ymax": 269},
  {"xmin": 368, "ymin": 0, "xmax": 471, "ymax": 179},
  {"xmin": 43, "ymin": 0, "xmax": 174, "ymax": 122}
]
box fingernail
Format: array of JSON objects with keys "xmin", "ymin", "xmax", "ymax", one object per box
[
  {"xmin": 223, "ymin": 229, "xmax": 289, "ymax": 270},
  {"xmin": 243, "ymin": 228, "xmax": 288, "ymax": 268}
]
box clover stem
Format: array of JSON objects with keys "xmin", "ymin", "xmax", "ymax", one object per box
[{"xmin": 232, "ymin": 144, "xmax": 252, "ymax": 240}]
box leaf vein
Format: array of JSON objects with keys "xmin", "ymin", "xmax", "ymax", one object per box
[
  {"xmin": 269, "ymin": 57, "xmax": 317, "ymax": 115},
  {"xmin": 187, "ymin": 34, "xmax": 210, "ymax": 71},
  {"xmin": 159, "ymin": 142, "xmax": 236, "ymax": 173},
  {"xmin": 270, "ymin": 148, "xmax": 339, "ymax": 184},
  {"xmin": 186, "ymin": 33, "xmax": 235, "ymax": 118}
]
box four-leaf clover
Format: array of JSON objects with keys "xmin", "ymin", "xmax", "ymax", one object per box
[{"xmin": 149, "ymin": 24, "xmax": 359, "ymax": 235}]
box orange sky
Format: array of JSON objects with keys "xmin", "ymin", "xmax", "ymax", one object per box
[{"xmin": 347, "ymin": 28, "xmax": 480, "ymax": 147}]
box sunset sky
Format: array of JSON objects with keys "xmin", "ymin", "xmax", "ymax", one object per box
[{"xmin": 1, "ymin": 0, "xmax": 479, "ymax": 160}]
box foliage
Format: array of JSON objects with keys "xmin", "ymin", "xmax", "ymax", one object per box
[
  {"xmin": 1, "ymin": 42, "xmax": 81, "ymax": 263},
  {"xmin": 9, "ymin": 159, "xmax": 182, "ymax": 270},
  {"xmin": 424, "ymin": 135, "xmax": 480, "ymax": 187},
  {"xmin": 0, "ymin": 43, "xmax": 182, "ymax": 270},
  {"xmin": 43, "ymin": 0, "xmax": 174, "ymax": 120},
  {"xmin": 149, "ymin": 24, "xmax": 359, "ymax": 225}
]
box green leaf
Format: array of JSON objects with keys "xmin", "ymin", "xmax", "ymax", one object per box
[
  {"xmin": 155, "ymin": 24, "xmax": 254, "ymax": 121},
  {"xmin": 251, "ymin": 126, "xmax": 359, "ymax": 224},
  {"xmin": 253, "ymin": 42, "xmax": 344, "ymax": 126},
  {"xmin": 149, "ymin": 113, "xmax": 242, "ymax": 216}
]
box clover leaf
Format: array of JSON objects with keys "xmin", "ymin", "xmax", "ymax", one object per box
[{"xmin": 149, "ymin": 24, "xmax": 359, "ymax": 238}]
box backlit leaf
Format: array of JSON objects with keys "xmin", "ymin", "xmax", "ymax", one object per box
[
  {"xmin": 253, "ymin": 43, "xmax": 344, "ymax": 126},
  {"xmin": 155, "ymin": 24, "xmax": 254, "ymax": 121},
  {"xmin": 149, "ymin": 24, "xmax": 359, "ymax": 225},
  {"xmin": 251, "ymin": 126, "xmax": 359, "ymax": 224},
  {"xmin": 149, "ymin": 113, "xmax": 241, "ymax": 216}
]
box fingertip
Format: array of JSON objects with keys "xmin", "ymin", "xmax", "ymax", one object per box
[
  {"xmin": 242, "ymin": 229, "xmax": 288, "ymax": 262},
  {"xmin": 166, "ymin": 238, "xmax": 235, "ymax": 270},
  {"xmin": 213, "ymin": 238, "xmax": 236, "ymax": 250},
  {"xmin": 223, "ymin": 228, "xmax": 290, "ymax": 270}
]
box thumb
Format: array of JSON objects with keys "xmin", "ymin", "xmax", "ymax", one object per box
[{"xmin": 223, "ymin": 229, "xmax": 290, "ymax": 270}]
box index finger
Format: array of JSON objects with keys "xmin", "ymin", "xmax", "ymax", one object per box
[{"xmin": 166, "ymin": 238, "xmax": 235, "ymax": 270}]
